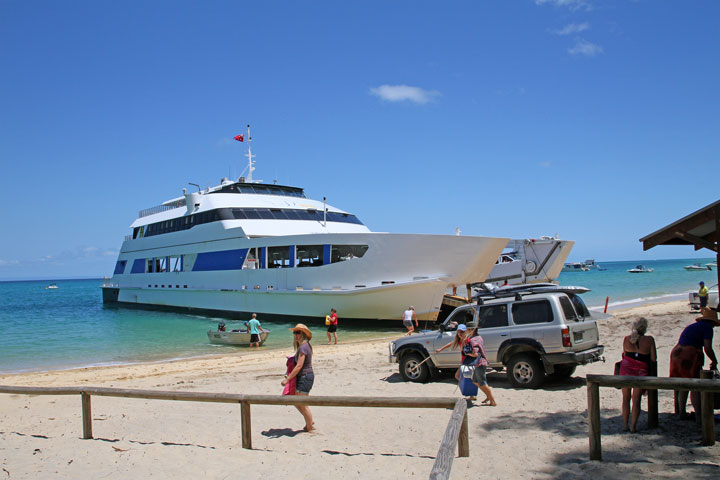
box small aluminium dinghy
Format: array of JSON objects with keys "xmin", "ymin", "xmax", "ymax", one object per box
[{"xmin": 207, "ymin": 329, "xmax": 270, "ymax": 346}]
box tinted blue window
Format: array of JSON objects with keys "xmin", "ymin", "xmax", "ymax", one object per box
[
  {"xmin": 131, "ymin": 258, "xmax": 146, "ymax": 274},
  {"xmin": 114, "ymin": 260, "xmax": 127, "ymax": 275},
  {"xmin": 192, "ymin": 249, "xmax": 248, "ymax": 272}
]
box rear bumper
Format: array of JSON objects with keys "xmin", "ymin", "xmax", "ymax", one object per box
[{"xmin": 543, "ymin": 345, "xmax": 604, "ymax": 366}]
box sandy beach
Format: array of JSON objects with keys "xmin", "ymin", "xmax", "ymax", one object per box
[{"xmin": 1, "ymin": 300, "xmax": 719, "ymax": 479}]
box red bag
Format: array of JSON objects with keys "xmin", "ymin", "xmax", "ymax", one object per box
[{"xmin": 283, "ymin": 356, "xmax": 297, "ymax": 395}]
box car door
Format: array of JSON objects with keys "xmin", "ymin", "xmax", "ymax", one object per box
[
  {"xmin": 431, "ymin": 306, "xmax": 474, "ymax": 367},
  {"xmin": 473, "ymin": 303, "xmax": 510, "ymax": 364}
]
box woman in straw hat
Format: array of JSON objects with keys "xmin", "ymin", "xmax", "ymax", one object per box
[
  {"xmin": 669, "ymin": 307, "xmax": 720, "ymax": 419},
  {"xmin": 281, "ymin": 324, "xmax": 315, "ymax": 432}
]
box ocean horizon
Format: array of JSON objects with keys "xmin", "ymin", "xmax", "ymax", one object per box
[{"xmin": 1, "ymin": 256, "xmax": 716, "ymax": 374}]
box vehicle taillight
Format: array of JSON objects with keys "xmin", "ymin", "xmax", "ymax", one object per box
[{"xmin": 562, "ymin": 327, "xmax": 571, "ymax": 347}]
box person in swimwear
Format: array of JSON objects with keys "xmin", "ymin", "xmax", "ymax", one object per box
[{"xmin": 619, "ymin": 317, "xmax": 656, "ymax": 432}]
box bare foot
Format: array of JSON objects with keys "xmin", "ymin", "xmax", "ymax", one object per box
[{"xmin": 487, "ymin": 401, "xmax": 497, "ymax": 406}]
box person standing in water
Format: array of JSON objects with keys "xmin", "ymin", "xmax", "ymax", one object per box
[{"xmin": 326, "ymin": 308, "xmax": 338, "ymax": 344}]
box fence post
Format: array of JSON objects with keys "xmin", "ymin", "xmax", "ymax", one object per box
[
  {"xmin": 700, "ymin": 370, "xmax": 715, "ymax": 446},
  {"xmin": 81, "ymin": 392, "xmax": 93, "ymax": 439},
  {"xmin": 241, "ymin": 401, "xmax": 252, "ymax": 449},
  {"xmin": 587, "ymin": 380, "xmax": 601, "ymax": 461},
  {"xmin": 458, "ymin": 408, "xmax": 469, "ymax": 458},
  {"xmin": 648, "ymin": 389, "xmax": 658, "ymax": 429}
]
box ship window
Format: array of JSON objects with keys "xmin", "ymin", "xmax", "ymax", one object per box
[
  {"xmin": 256, "ymin": 209, "xmax": 272, "ymax": 219},
  {"xmin": 267, "ymin": 246, "xmax": 291, "ymax": 269},
  {"xmin": 170, "ymin": 256, "xmax": 182, "ymax": 272},
  {"xmin": 244, "ymin": 209, "xmax": 261, "ymax": 220},
  {"xmin": 330, "ymin": 245, "xmax": 369, "ymax": 263},
  {"xmin": 270, "ymin": 209, "xmax": 288, "ymax": 219},
  {"xmin": 243, "ymin": 248, "xmax": 259, "ymax": 269},
  {"xmin": 147, "ymin": 258, "xmax": 154, "ymax": 273},
  {"xmin": 232, "ymin": 209, "xmax": 248, "ymax": 219},
  {"xmin": 284, "ymin": 210, "xmax": 301, "ymax": 220},
  {"xmin": 296, "ymin": 245, "xmax": 324, "ymax": 268},
  {"xmin": 113, "ymin": 260, "xmax": 127, "ymax": 275}
]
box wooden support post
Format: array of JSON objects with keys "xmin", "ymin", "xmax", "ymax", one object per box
[
  {"xmin": 458, "ymin": 409, "xmax": 469, "ymax": 458},
  {"xmin": 587, "ymin": 381, "xmax": 601, "ymax": 461},
  {"xmin": 241, "ymin": 401, "xmax": 252, "ymax": 449},
  {"xmin": 700, "ymin": 370, "xmax": 715, "ymax": 446},
  {"xmin": 648, "ymin": 389, "xmax": 658, "ymax": 429},
  {"xmin": 81, "ymin": 392, "xmax": 93, "ymax": 439}
]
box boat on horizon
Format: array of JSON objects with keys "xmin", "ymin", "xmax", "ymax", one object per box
[
  {"xmin": 45, "ymin": 283, "xmax": 58, "ymax": 290},
  {"xmin": 561, "ymin": 262, "xmax": 589, "ymax": 272},
  {"xmin": 684, "ymin": 263, "xmax": 711, "ymax": 271},
  {"xmin": 101, "ymin": 127, "xmax": 509, "ymax": 323},
  {"xmin": 627, "ymin": 265, "xmax": 653, "ymax": 273}
]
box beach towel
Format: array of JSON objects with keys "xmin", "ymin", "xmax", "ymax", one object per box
[
  {"xmin": 283, "ymin": 356, "xmax": 297, "ymax": 395},
  {"xmin": 619, "ymin": 356, "xmax": 649, "ymax": 377},
  {"xmin": 669, "ymin": 344, "xmax": 703, "ymax": 379}
]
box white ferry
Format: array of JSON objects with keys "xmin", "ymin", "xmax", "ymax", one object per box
[{"xmin": 102, "ymin": 128, "xmax": 509, "ymax": 322}]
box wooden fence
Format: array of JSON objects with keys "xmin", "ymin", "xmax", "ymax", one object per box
[
  {"xmin": 586, "ymin": 373, "xmax": 720, "ymax": 461},
  {"xmin": 0, "ymin": 385, "xmax": 468, "ymax": 479}
]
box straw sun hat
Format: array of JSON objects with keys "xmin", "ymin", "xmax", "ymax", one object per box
[
  {"xmin": 698, "ymin": 307, "xmax": 720, "ymax": 326},
  {"xmin": 290, "ymin": 323, "xmax": 313, "ymax": 340}
]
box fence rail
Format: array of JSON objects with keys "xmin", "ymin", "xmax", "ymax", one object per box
[
  {"xmin": 0, "ymin": 385, "xmax": 469, "ymax": 478},
  {"xmin": 586, "ymin": 372, "xmax": 720, "ymax": 461}
]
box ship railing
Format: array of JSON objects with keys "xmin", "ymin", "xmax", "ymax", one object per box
[
  {"xmin": 0, "ymin": 386, "xmax": 469, "ymax": 478},
  {"xmin": 101, "ymin": 277, "xmax": 117, "ymax": 288},
  {"xmin": 139, "ymin": 200, "xmax": 185, "ymax": 218}
]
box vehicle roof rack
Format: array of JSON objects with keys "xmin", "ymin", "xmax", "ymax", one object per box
[{"xmin": 471, "ymin": 283, "xmax": 590, "ymax": 301}]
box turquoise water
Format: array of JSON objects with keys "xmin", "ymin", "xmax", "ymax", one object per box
[
  {"xmin": 0, "ymin": 257, "xmax": 716, "ymax": 373},
  {"xmin": 558, "ymin": 258, "xmax": 717, "ymax": 309}
]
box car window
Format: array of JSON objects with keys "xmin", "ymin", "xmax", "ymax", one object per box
[
  {"xmin": 476, "ymin": 304, "xmax": 508, "ymax": 328},
  {"xmin": 511, "ymin": 300, "xmax": 553, "ymax": 325},
  {"xmin": 445, "ymin": 307, "xmax": 474, "ymax": 330},
  {"xmin": 559, "ymin": 296, "xmax": 577, "ymax": 321},
  {"xmin": 568, "ymin": 294, "xmax": 591, "ymax": 318}
]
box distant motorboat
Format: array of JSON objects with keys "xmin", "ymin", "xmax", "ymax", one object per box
[
  {"xmin": 628, "ymin": 265, "xmax": 653, "ymax": 273},
  {"xmin": 706, "ymin": 262, "xmax": 717, "ymax": 270},
  {"xmin": 562, "ymin": 262, "xmax": 589, "ymax": 272},
  {"xmin": 583, "ymin": 259, "xmax": 603, "ymax": 270},
  {"xmin": 207, "ymin": 329, "xmax": 270, "ymax": 346},
  {"xmin": 684, "ymin": 263, "xmax": 711, "ymax": 271},
  {"xmin": 45, "ymin": 283, "xmax": 59, "ymax": 290}
]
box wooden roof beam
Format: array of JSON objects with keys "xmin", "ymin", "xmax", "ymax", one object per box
[{"xmin": 674, "ymin": 231, "xmax": 718, "ymax": 253}]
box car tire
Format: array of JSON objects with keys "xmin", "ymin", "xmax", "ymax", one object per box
[
  {"xmin": 399, "ymin": 352, "xmax": 430, "ymax": 383},
  {"xmin": 551, "ymin": 364, "xmax": 576, "ymax": 378},
  {"xmin": 507, "ymin": 353, "xmax": 545, "ymax": 389}
]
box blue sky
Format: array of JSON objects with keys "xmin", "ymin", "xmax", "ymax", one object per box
[{"xmin": 1, "ymin": 0, "xmax": 718, "ymax": 280}]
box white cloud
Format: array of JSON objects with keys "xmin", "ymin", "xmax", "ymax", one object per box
[
  {"xmin": 540, "ymin": 161, "xmax": 553, "ymax": 168},
  {"xmin": 551, "ymin": 22, "xmax": 590, "ymax": 35},
  {"xmin": 369, "ymin": 85, "xmax": 441, "ymax": 104},
  {"xmin": 568, "ymin": 38, "xmax": 604, "ymax": 56},
  {"xmin": 535, "ymin": 0, "xmax": 591, "ymax": 10},
  {"xmin": 0, "ymin": 259, "xmax": 20, "ymax": 267}
]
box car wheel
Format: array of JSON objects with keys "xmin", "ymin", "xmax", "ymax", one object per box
[
  {"xmin": 399, "ymin": 353, "xmax": 430, "ymax": 383},
  {"xmin": 552, "ymin": 364, "xmax": 576, "ymax": 378},
  {"xmin": 507, "ymin": 353, "xmax": 545, "ymax": 388}
]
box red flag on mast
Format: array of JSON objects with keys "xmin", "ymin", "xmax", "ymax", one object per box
[{"xmin": 234, "ymin": 134, "xmax": 244, "ymax": 142}]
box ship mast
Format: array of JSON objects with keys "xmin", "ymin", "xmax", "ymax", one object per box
[{"xmin": 244, "ymin": 124, "xmax": 255, "ymax": 183}]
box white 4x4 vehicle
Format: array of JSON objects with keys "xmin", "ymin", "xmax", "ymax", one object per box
[{"xmin": 388, "ymin": 285, "xmax": 604, "ymax": 388}]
